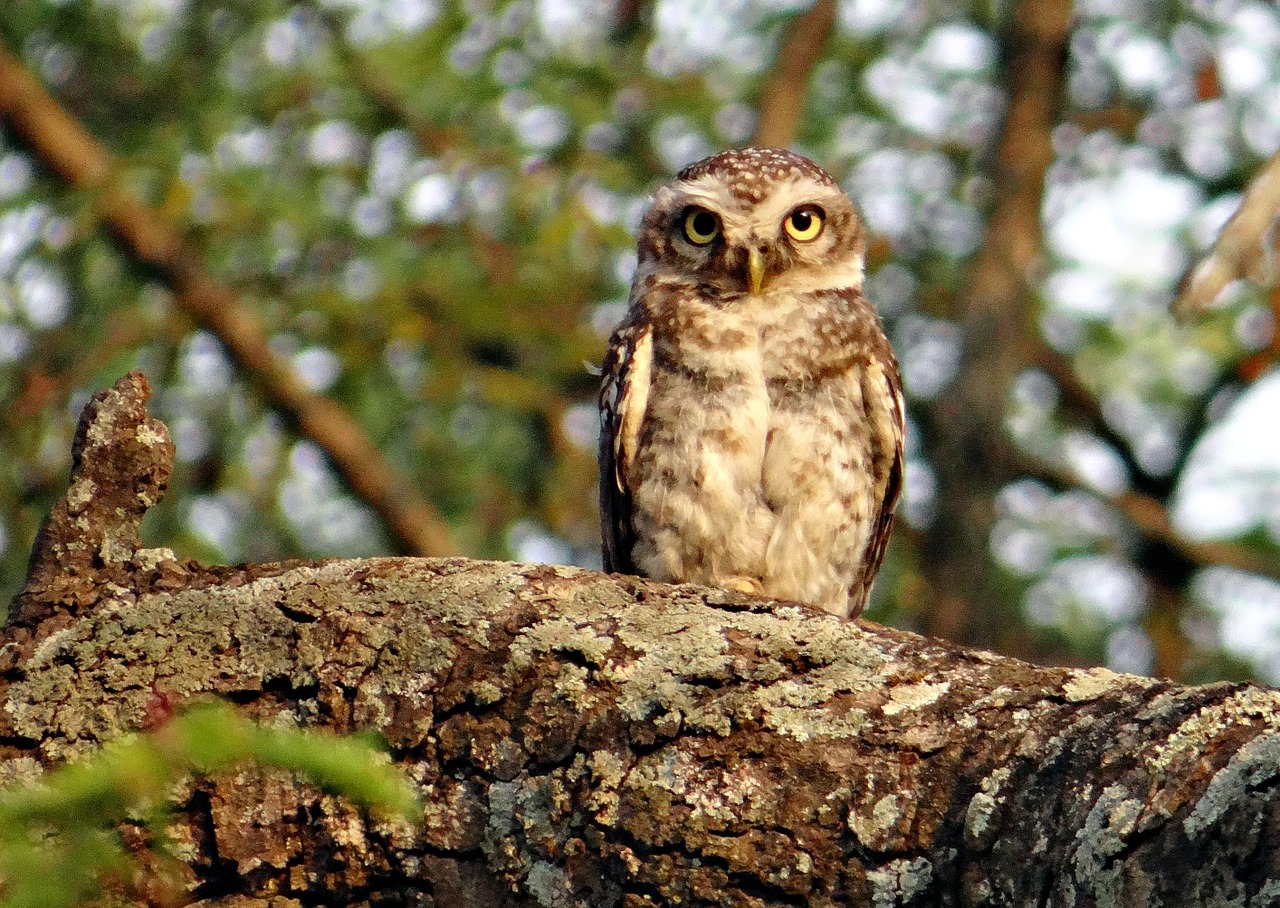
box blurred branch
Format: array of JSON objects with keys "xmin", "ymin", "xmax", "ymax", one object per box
[
  {"xmin": 916, "ymin": 0, "xmax": 1071, "ymax": 646},
  {"xmin": 611, "ymin": 0, "xmax": 650, "ymax": 42},
  {"xmin": 294, "ymin": 10, "xmax": 592, "ymax": 456},
  {"xmin": 1239, "ymin": 276, "xmax": 1280, "ymax": 381},
  {"xmin": 0, "ymin": 38, "xmax": 461, "ymax": 558},
  {"xmin": 1019, "ymin": 431, "xmax": 1280, "ymax": 587},
  {"xmin": 1031, "ymin": 344, "xmax": 1280, "ymax": 678},
  {"xmin": 2, "ymin": 318, "xmax": 151, "ymax": 433},
  {"xmin": 1068, "ymin": 104, "xmax": 1144, "ymax": 137},
  {"xmin": 751, "ymin": 0, "xmax": 837, "ymax": 148},
  {"xmin": 1113, "ymin": 489, "xmax": 1280, "ymax": 584},
  {"xmin": 305, "ymin": 3, "xmax": 456, "ymax": 158},
  {"xmin": 1174, "ymin": 147, "xmax": 1280, "ymax": 319},
  {"xmin": 1024, "ymin": 446, "xmax": 1280, "ymax": 680}
]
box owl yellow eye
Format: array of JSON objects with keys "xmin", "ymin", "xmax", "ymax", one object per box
[
  {"xmin": 682, "ymin": 207, "xmax": 721, "ymax": 245},
  {"xmin": 784, "ymin": 206, "xmax": 825, "ymax": 242}
]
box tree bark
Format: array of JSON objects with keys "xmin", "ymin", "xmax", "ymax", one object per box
[{"xmin": 4, "ymin": 373, "xmax": 1280, "ymax": 907}]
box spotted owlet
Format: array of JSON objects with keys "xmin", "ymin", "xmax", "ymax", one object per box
[{"xmin": 598, "ymin": 147, "xmax": 904, "ymax": 619}]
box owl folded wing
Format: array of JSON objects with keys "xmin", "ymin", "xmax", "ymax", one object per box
[
  {"xmin": 849, "ymin": 359, "xmax": 906, "ymax": 610},
  {"xmin": 598, "ymin": 321, "xmax": 652, "ymax": 574}
]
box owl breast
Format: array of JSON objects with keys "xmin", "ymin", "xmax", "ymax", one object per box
[
  {"xmin": 627, "ymin": 300, "xmax": 775, "ymax": 586},
  {"xmin": 622, "ymin": 285, "xmax": 890, "ymax": 616}
]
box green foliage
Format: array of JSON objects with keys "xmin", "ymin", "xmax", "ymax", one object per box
[{"xmin": 0, "ymin": 701, "xmax": 420, "ymax": 908}]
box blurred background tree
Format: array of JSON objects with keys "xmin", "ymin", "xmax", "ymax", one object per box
[{"xmin": 2, "ymin": 0, "xmax": 1279, "ymax": 684}]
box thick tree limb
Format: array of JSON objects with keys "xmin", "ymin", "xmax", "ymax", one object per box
[
  {"xmin": 0, "ymin": 39, "xmax": 460, "ymax": 559},
  {"xmin": 5, "ymin": 375, "xmax": 1280, "ymax": 906}
]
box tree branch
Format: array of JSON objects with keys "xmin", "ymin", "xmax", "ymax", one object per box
[
  {"xmin": 0, "ymin": 39, "xmax": 460, "ymax": 559},
  {"xmin": 751, "ymin": 0, "xmax": 837, "ymax": 149},
  {"xmin": 7, "ymin": 373, "xmax": 1280, "ymax": 906},
  {"xmin": 1174, "ymin": 147, "xmax": 1280, "ymax": 319}
]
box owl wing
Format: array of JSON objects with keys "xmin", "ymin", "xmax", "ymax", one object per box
[
  {"xmin": 849, "ymin": 355, "xmax": 906, "ymax": 614},
  {"xmin": 598, "ymin": 320, "xmax": 653, "ymax": 574}
]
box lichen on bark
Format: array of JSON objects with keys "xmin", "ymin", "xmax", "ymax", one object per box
[{"xmin": 2, "ymin": 372, "xmax": 1279, "ymax": 907}]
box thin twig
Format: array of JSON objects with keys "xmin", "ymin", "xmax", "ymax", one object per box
[
  {"xmin": 0, "ymin": 39, "xmax": 460, "ymax": 557},
  {"xmin": 751, "ymin": 0, "xmax": 837, "ymax": 149},
  {"xmin": 1114, "ymin": 489, "xmax": 1280, "ymax": 584},
  {"xmin": 1019, "ymin": 445, "xmax": 1280, "ymax": 586}
]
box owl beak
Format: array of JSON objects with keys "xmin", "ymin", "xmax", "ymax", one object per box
[{"xmin": 747, "ymin": 247, "xmax": 766, "ymax": 294}]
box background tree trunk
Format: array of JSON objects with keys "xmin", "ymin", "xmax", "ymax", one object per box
[
  {"xmin": 917, "ymin": 0, "xmax": 1071, "ymax": 651},
  {"xmin": 4, "ymin": 372, "xmax": 1279, "ymax": 906}
]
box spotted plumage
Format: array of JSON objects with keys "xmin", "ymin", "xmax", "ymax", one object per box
[{"xmin": 599, "ymin": 147, "xmax": 904, "ymax": 619}]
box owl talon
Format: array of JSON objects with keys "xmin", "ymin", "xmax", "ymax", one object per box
[{"xmin": 721, "ymin": 576, "xmax": 765, "ymax": 596}]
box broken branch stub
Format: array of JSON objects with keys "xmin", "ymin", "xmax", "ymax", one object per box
[{"xmin": 10, "ymin": 370, "xmax": 183, "ymax": 628}]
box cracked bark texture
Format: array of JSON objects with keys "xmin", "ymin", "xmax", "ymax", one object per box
[{"xmin": 3, "ymin": 373, "xmax": 1279, "ymax": 908}]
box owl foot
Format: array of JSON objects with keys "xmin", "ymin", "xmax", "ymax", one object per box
[{"xmin": 721, "ymin": 576, "xmax": 765, "ymax": 596}]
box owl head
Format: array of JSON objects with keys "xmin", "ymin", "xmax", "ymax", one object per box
[{"xmin": 635, "ymin": 147, "xmax": 867, "ymax": 299}]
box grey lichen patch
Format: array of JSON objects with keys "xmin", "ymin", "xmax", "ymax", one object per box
[
  {"xmin": 5, "ymin": 566, "xmax": 336, "ymax": 756},
  {"xmin": 609, "ymin": 654, "xmax": 706, "ymax": 730},
  {"xmin": 1148, "ymin": 686, "xmax": 1280, "ymax": 779},
  {"xmin": 29, "ymin": 620, "xmax": 91, "ymax": 668},
  {"xmin": 526, "ymin": 860, "xmax": 579, "ymax": 908},
  {"xmin": 470, "ymin": 680, "xmax": 504, "ymax": 706},
  {"xmin": 134, "ymin": 421, "xmax": 168, "ymax": 448},
  {"xmin": 357, "ymin": 557, "xmax": 506, "ymax": 644},
  {"xmin": 613, "ymin": 598, "xmax": 734, "ymax": 672},
  {"xmin": 623, "ymin": 746, "xmax": 768, "ymax": 829},
  {"xmin": 585, "ymin": 750, "xmax": 628, "ymax": 825},
  {"xmin": 0, "ymin": 755, "xmax": 44, "ymax": 786},
  {"xmin": 98, "ymin": 530, "xmax": 136, "ymax": 564},
  {"xmin": 849, "ymin": 793, "xmax": 905, "ymax": 850},
  {"xmin": 1062, "ymin": 667, "xmax": 1127, "ymax": 703},
  {"xmin": 762, "ymin": 704, "xmax": 867, "ymax": 741},
  {"xmin": 964, "ymin": 765, "xmax": 1012, "ymax": 844},
  {"xmin": 723, "ymin": 605, "xmax": 882, "ymax": 672},
  {"xmin": 1072, "ymin": 783, "xmax": 1145, "ymax": 893},
  {"xmin": 751, "ymin": 658, "xmax": 786, "ymax": 682},
  {"xmin": 545, "ymin": 662, "xmax": 598, "ymax": 711},
  {"xmin": 508, "ymin": 617, "xmax": 616, "ymax": 673},
  {"xmin": 516, "ymin": 773, "xmax": 572, "ymax": 847},
  {"xmin": 753, "ymin": 654, "xmax": 883, "ymax": 740},
  {"xmin": 974, "ymin": 685, "xmax": 1016, "ymax": 709},
  {"xmin": 1184, "ymin": 731, "xmax": 1280, "ymax": 839},
  {"xmin": 882, "ymin": 681, "xmax": 950, "ymax": 716},
  {"xmin": 867, "ymin": 856, "xmax": 934, "ymax": 907},
  {"xmin": 132, "ymin": 547, "xmax": 178, "ymax": 569},
  {"xmin": 602, "ymin": 592, "xmax": 899, "ymax": 741},
  {"xmin": 66, "ymin": 476, "xmax": 97, "ymax": 511},
  {"xmin": 484, "ymin": 780, "xmax": 523, "ymax": 871}
]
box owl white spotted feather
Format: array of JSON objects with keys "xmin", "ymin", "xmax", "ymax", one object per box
[{"xmin": 599, "ymin": 147, "xmax": 904, "ymax": 619}]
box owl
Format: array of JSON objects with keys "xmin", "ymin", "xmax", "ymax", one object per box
[{"xmin": 598, "ymin": 147, "xmax": 904, "ymax": 619}]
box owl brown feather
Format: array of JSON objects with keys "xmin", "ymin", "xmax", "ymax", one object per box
[{"xmin": 598, "ymin": 148, "xmax": 904, "ymax": 619}]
